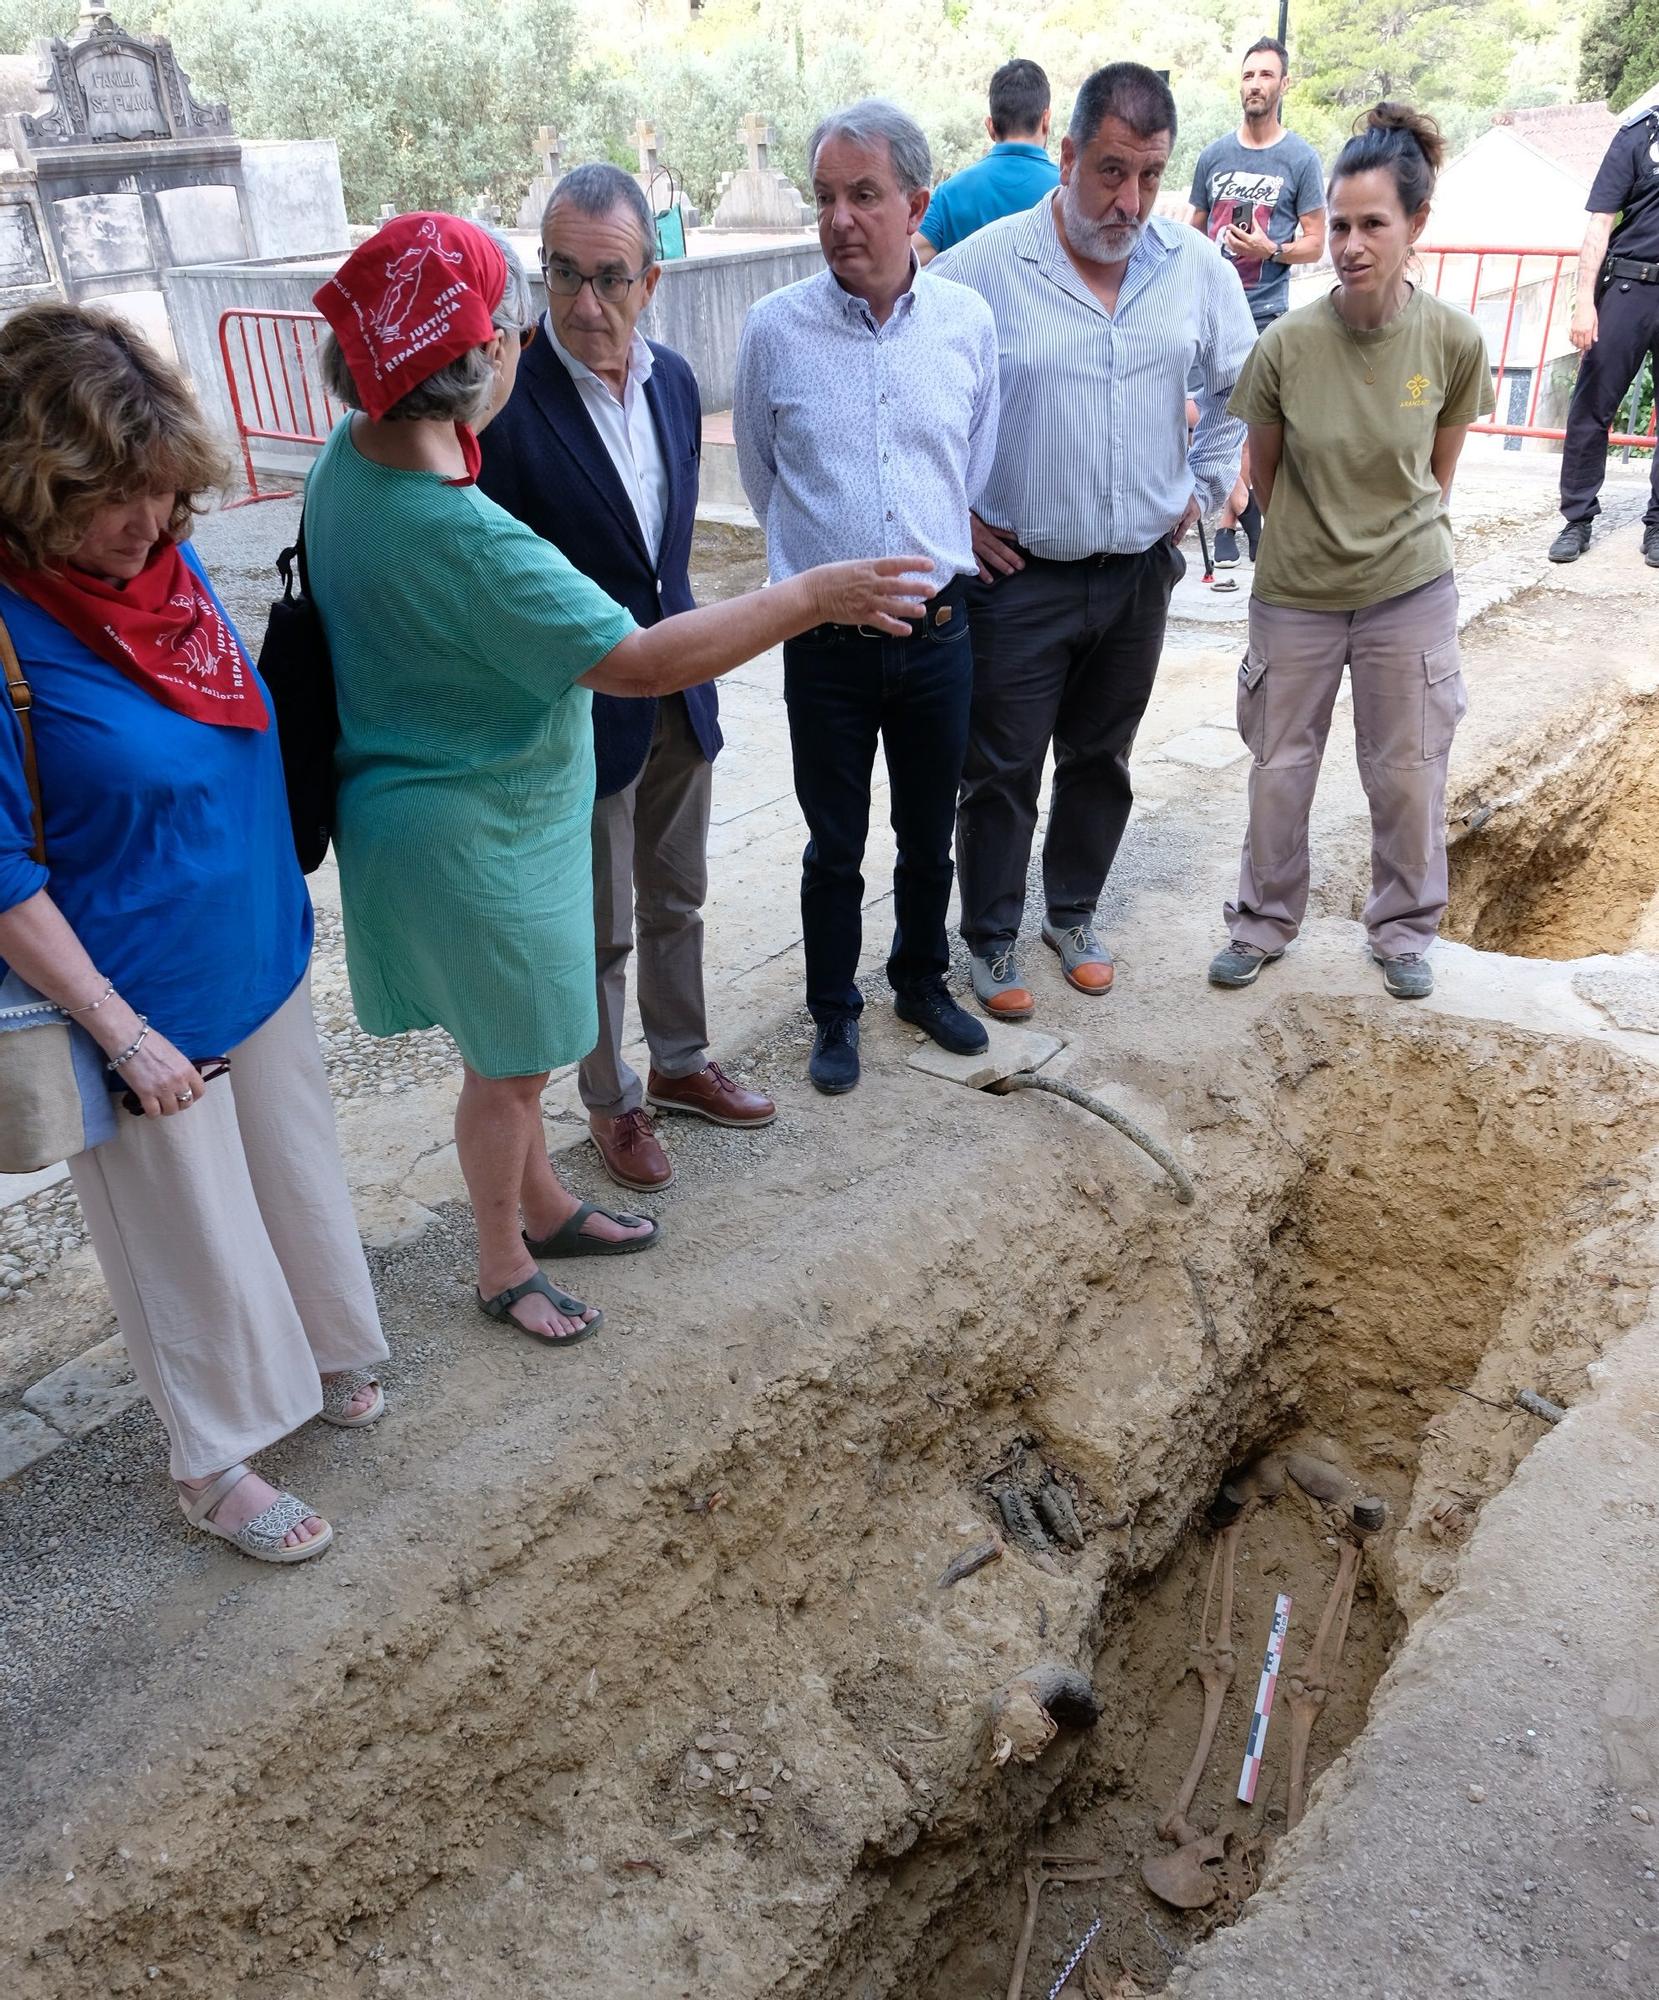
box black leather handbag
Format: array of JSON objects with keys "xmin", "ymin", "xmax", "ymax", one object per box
[{"xmin": 257, "ymin": 517, "xmax": 339, "ymax": 875}]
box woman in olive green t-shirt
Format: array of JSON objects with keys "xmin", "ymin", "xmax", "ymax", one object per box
[{"xmin": 1208, "ymin": 103, "xmax": 1494, "ymax": 1003}]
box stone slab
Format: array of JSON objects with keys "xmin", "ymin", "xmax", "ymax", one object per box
[
  {"xmin": 1155, "ymin": 724, "xmax": 1251, "ymax": 770},
  {"xmin": 0, "ymin": 200, "xmax": 49, "ymax": 287},
  {"xmin": 239, "ymin": 139, "xmax": 349, "ymax": 260},
  {"xmin": 0, "ymin": 1407, "xmax": 62, "ymax": 1481},
  {"xmin": 20, "ymin": 1334, "xmax": 139, "ymax": 1439},
  {"xmin": 53, "ymin": 189, "xmax": 149, "ymax": 279},
  {"xmin": 154, "ymin": 183, "xmax": 246, "ymax": 266},
  {"xmin": 907, "ymin": 1023, "xmax": 1065, "ymax": 1091},
  {"xmin": 1574, "ymin": 957, "xmax": 1659, "ymax": 1035}
]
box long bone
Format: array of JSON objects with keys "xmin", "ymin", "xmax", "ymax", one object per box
[
  {"xmin": 1156, "ymin": 1515, "xmax": 1244, "ymax": 1846},
  {"xmin": 1283, "ymin": 1534, "xmax": 1363, "ymax": 1831}
]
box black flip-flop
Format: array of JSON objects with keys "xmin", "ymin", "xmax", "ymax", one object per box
[
  {"xmin": 476, "ymin": 1272, "xmax": 602, "ymax": 1347},
  {"xmin": 523, "ymin": 1200, "xmax": 659, "ymax": 1259}
]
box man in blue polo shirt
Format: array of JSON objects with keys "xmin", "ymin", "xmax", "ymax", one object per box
[{"xmin": 915, "ymin": 59, "xmax": 1059, "ymax": 264}]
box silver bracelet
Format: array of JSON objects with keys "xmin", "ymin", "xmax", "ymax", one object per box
[
  {"xmin": 66, "ymin": 979, "xmax": 115, "ymax": 1016},
  {"xmin": 106, "ymin": 1018, "xmax": 151, "ymax": 1072}
]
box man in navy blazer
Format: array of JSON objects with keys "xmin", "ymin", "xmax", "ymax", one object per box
[{"xmin": 479, "ymin": 164, "xmax": 774, "ymax": 1192}]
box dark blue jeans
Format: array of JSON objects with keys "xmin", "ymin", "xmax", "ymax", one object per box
[{"xmin": 783, "ymin": 592, "xmax": 973, "ymax": 1024}]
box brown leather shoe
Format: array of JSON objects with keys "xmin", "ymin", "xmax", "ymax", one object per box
[
  {"xmin": 646, "ymin": 1061, "xmax": 776, "ymax": 1129},
  {"xmin": 589, "ymin": 1107, "xmax": 673, "ymax": 1191}
]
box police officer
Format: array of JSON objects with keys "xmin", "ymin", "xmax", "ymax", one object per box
[{"xmin": 1549, "ymin": 86, "xmax": 1659, "ymax": 570}]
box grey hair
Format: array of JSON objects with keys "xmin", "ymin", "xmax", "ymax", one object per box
[
  {"xmin": 321, "ymin": 225, "xmax": 532, "ymax": 425},
  {"xmin": 542, "ymin": 162, "xmax": 658, "ymax": 264},
  {"xmin": 807, "ymin": 98, "xmax": 931, "ymax": 197}
]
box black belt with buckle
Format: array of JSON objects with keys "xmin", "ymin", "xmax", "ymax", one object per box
[
  {"xmin": 1606, "ymin": 255, "xmax": 1659, "ymax": 286},
  {"xmin": 799, "ymin": 573, "xmax": 967, "ymax": 645}
]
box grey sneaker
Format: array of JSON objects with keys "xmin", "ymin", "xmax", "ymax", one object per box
[
  {"xmin": 1041, "ymin": 919, "xmax": 1115, "ymax": 993},
  {"xmin": 1374, "ymin": 951, "xmax": 1433, "ymax": 999},
  {"xmin": 1208, "ymin": 939, "xmax": 1283, "ymax": 988},
  {"xmin": 969, "ymin": 945, "xmax": 1035, "ymax": 1020}
]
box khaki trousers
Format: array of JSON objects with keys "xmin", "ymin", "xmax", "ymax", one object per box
[
  {"xmin": 68, "ymin": 970, "xmax": 386, "ymax": 1480},
  {"xmin": 578, "ymin": 695, "xmax": 714, "ymax": 1118},
  {"xmin": 1225, "ymin": 572, "xmax": 1465, "ymax": 960}
]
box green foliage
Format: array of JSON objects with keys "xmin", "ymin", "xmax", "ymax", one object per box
[
  {"xmin": 1579, "ymin": 0, "xmax": 1659, "ymax": 111},
  {"xmin": 1289, "ymin": 0, "xmax": 1527, "ymax": 111}
]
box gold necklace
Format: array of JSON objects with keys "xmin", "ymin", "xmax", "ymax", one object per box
[{"xmin": 1330, "ymin": 285, "xmax": 1411, "ymax": 387}]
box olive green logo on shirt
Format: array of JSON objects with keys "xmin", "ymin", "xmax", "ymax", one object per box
[{"xmin": 1402, "ymin": 372, "xmax": 1432, "ymax": 409}]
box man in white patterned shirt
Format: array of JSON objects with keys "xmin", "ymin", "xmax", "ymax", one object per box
[
  {"xmin": 734, "ymin": 98, "xmax": 1000, "ymax": 1096},
  {"xmin": 933, "ymin": 62, "xmax": 1256, "ymax": 1022}
]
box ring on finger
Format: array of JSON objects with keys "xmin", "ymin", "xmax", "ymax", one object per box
[{"xmin": 175, "ymin": 1089, "xmax": 194, "ymax": 1106}]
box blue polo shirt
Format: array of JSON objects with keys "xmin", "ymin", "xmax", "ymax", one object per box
[{"xmin": 918, "ymin": 141, "xmax": 1059, "ymax": 254}]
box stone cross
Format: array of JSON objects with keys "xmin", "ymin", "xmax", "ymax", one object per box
[
  {"xmin": 470, "ymin": 191, "xmax": 502, "ymax": 226},
  {"xmin": 535, "ymin": 125, "xmax": 562, "ymax": 179},
  {"xmin": 633, "ymin": 119, "xmax": 659, "ymax": 178},
  {"xmin": 739, "ymin": 113, "xmax": 774, "ymax": 174}
]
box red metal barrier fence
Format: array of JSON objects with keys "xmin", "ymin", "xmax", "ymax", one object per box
[
  {"xmin": 217, "ymin": 257, "xmax": 1656, "ymax": 494},
  {"xmin": 1416, "ymin": 244, "xmax": 1656, "ymax": 450},
  {"xmin": 218, "ymin": 308, "xmax": 337, "ymax": 504}
]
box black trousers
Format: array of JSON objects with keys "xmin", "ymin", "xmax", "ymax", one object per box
[
  {"xmin": 783, "ymin": 585, "xmax": 973, "ymax": 1024},
  {"xmin": 1560, "ymin": 274, "xmax": 1659, "ymax": 528},
  {"xmin": 956, "ymin": 541, "xmax": 1181, "ymax": 956}
]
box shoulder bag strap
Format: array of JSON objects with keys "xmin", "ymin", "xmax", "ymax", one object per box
[{"xmin": 0, "ymin": 610, "xmax": 44, "ymax": 866}]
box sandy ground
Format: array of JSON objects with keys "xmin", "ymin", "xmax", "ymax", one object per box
[{"xmin": 1, "ymin": 459, "xmax": 1657, "ymax": 2000}]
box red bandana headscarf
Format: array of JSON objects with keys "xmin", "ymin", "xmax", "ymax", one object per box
[
  {"xmin": 312, "ymin": 212, "xmax": 508, "ymax": 485},
  {"xmin": 0, "ymin": 542, "xmax": 267, "ymax": 731}
]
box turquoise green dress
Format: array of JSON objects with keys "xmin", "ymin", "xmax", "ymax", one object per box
[{"xmin": 304, "ymin": 420, "xmax": 636, "ymax": 1078}]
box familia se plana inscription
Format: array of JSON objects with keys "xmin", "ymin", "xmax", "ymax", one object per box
[{"xmin": 72, "ymin": 46, "xmax": 167, "ymax": 141}]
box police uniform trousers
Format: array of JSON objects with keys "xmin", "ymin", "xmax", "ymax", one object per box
[{"xmin": 1559, "ymin": 273, "xmax": 1659, "ymax": 529}]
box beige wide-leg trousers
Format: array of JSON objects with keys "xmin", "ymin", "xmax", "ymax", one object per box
[
  {"xmin": 1224, "ymin": 571, "xmax": 1466, "ymax": 960},
  {"xmin": 68, "ymin": 969, "xmax": 387, "ymax": 1480}
]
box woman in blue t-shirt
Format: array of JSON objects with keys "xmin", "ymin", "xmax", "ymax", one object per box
[{"xmin": 0, "ymin": 303, "xmax": 386, "ymax": 1564}]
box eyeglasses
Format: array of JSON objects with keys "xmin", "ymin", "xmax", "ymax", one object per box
[
  {"xmin": 540, "ymin": 256, "xmax": 652, "ymax": 305},
  {"xmin": 118, "ymin": 1057, "xmax": 229, "ymax": 1117}
]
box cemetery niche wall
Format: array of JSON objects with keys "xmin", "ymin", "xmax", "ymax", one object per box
[{"xmin": 0, "ymin": 5, "xmax": 347, "ymax": 353}]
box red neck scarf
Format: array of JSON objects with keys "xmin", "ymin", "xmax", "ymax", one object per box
[
  {"xmin": 0, "ymin": 542, "xmax": 267, "ymax": 731},
  {"xmin": 314, "ymin": 212, "xmax": 507, "ymax": 488}
]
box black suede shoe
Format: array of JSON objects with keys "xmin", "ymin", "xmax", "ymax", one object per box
[
  {"xmin": 894, "ymin": 980, "xmax": 990, "ymax": 1056},
  {"xmin": 809, "ymin": 1016, "xmax": 860, "ymax": 1094},
  {"xmin": 1644, "ymin": 524, "xmax": 1659, "ymax": 569},
  {"xmin": 1548, "ymin": 520, "xmax": 1591, "ymax": 563}
]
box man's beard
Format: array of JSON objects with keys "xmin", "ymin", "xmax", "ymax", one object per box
[{"xmin": 1061, "ymin": 176, "xmax": 1143, "ymax": 264}]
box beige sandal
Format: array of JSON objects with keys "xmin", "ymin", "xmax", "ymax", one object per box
[
  {"xmin": 178, "ymin": 1462, "xmax": 333, "ymax": 1564},
  {"xmin": 319, "ymin": 1368, "xmax": 385, "ymax": 1428}
]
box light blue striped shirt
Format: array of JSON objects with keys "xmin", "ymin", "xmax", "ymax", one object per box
[
  {"xmin": 932, "ymin": 200, "xmax": 1256, "ymax": 560},
  {"xmin": 732, "ymin": 263, "xmax": 1001, "ymax": 587}
]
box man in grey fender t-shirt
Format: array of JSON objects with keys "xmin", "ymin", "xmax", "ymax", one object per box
[{"xmin": 1189, "ymin": 35, "xmax": 1325, "ymax": 565}]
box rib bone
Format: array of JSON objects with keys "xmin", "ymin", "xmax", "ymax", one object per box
[
  {"xmin": 1284, "ymin": 1535, "xmax": 1363, "ymax": 1830},
  {"xmin": 1156, "ymin": 1516, "xmax": 1243, "ymax": 1845}
]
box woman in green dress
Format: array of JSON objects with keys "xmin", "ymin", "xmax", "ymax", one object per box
[{"xmin": 307, "ymin": 215, "xmax": 930, "ymax": 1346}]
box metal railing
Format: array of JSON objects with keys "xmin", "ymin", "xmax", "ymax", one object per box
[
  {"xmin": 218, "ymin": 308, "xmax": 338, "ymax": 504},
  {"xmin": 1416, "ymin": 244, "xmax": 1656, "ymax": 450}
]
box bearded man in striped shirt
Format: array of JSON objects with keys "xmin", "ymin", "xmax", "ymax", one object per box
[{"xmin": 933, "ymin": 62, "xmax": 1256, "ymax": 1021}]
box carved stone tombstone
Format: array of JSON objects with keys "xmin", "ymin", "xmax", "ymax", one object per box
[
  {"xmin": 632, "ymin": 115, "xmax": 699, "ymax": 232},
  {"xmin": 710, "ymin": 110, "xmax": 812, "ymax": 232}
]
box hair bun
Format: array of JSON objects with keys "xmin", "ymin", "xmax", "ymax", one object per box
[{"xmin": 1362, "ymin": 100, "xmax": 1445, "ymax": 174}]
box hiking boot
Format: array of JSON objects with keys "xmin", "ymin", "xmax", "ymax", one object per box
[
  {"xmin": 1213, "ymin": 526, "xmax": 1240, "ymax": 569},
  {"xmin": 1547, "ymin": 520, "xmax": 1591, "ymax": 563},
  {"xmin": 808, "ymin": 1015, "xmax": 860, "ymax": 1094},
  {"xmin": 1644, "ymin": 524, "xmax": 1659, "ymax": 569},
  {"xmin": 1374, "ymin": 951, "xmax": 1433, "ymax": 999},
  {"xmin": 969, "ymin": 946, "xmax": 1036, "ymax": 1020},
  {"xmin": 1208, "ymin": 939, "xmax": 1283, "ymax": 988},
  {"xmin": 894, "ymin": 979, "xmax": 988, "ymax": 1056}
]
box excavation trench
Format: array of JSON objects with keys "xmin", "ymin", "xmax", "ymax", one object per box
[
  {"xmin": 6, "ymin": 1001, "xmax": 1658, "ymax": 2000},
  {"xmin": 1445, "ymin": 683, "xmax": 1659, "ymax": 960}
]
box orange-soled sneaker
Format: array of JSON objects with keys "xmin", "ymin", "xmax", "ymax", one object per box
[
  {"xmin": 1042, "ymin": 921, "xmax": 1115, "ymax": 994},
  {"xmin": 969, "ymin": 946, "xmax": 1036, "ymax": 1021}
]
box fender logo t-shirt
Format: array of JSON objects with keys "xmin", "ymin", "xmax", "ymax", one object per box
[{"xmin": 1189, "ymin": 130, "xmax": 1326, "ymax": 329}]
